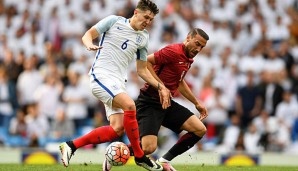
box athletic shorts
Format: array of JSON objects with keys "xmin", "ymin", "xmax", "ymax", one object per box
[
  {"xmin": 90, "ymin": 74, "xmax": 125, "ymax": 120},
  {"xmin": 136, "ymin": 92, "xmax": 194, "ymax": 137}
]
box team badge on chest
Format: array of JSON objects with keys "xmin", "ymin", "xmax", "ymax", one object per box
[{"xmin": 136, "ymin": 34, "xmax": 143, "ymax": 45}]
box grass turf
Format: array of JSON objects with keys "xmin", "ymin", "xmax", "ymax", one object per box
[{"xmin": 0, "ymin": 164, "xmax": 298, "ymax": 171}]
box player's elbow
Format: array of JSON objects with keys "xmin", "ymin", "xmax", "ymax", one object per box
[{"xmin": 136, "ymin": 68, "xmax": 145, "ymax": 78}]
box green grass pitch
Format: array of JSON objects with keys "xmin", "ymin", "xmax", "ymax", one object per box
[{"xmin": 0, "ymin": 164, "xmax": 297, "ymax": 171}]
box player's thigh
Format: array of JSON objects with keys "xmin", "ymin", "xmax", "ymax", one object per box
[
  {"xmin": 162, "ymin": 100, "xmax": 194, "ymax": 133},
  {"xmin": 90, "ymin": 77, "xmax": 125, "ymax": 119},
  {"xmin": 180, "ymin": 115, "xmax": 206, "ymax": 133},
  {"xmin": 113, "ymin": 93, "xmax": 135, "ymax": 110},
  {"xmin": 136, "ymin": 95, "xmax": 165, "ymax": 138}
]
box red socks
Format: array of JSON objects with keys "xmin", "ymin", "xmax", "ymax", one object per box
[
  {"xmin": 123, "ymin": 110, "xmax": 144, "ymax": 158},
  {"xmin": 72, "ymin": 110, "xmax": 144, "ymax": 158},
  {"xmin": 73, "ymin": 125, "xmax": 119, "ymax": 149}
]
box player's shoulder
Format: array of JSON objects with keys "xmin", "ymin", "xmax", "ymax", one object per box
[
  {"xmin": 105, "ymin": 15, "xmax": 126, "ymax": 22},
  {"xmin": 163, "ymin": 43, "xmax": 183, "ymax": 52}
]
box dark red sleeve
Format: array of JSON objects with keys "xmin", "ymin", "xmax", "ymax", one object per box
[{"xmin": 153, "ymin": 46, "xmax": 176, "ymax": 65}]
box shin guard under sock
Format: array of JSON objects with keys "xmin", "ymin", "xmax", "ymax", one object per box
[{"xmin": 123, "ymin": 110, "xmax": 144, "ymax": 158}]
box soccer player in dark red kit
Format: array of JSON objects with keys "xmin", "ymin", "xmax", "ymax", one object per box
[{"xmin": 135, "ymin": 28, "xmax": 209, "ymax": 171}]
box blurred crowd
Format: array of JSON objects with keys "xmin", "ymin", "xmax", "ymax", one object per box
[{"xmin": 1, "ymin": 0, "xmax": 298, "ymax": 155}]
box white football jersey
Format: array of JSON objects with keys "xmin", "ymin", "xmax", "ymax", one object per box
[{"xmin": 89, "ymin": 15, "xmax": 149, "ymax": 82}]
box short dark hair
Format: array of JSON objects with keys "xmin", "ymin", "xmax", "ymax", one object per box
[
  {"xmin": 136, "ymin": 0, "xmax": 159, "ymax": 15},
  {"xmin": 188, "ymin": 28, "xmax": 209, "ymax": 40}
]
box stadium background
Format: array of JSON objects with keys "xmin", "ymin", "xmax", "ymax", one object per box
[{"xmin": 0, "ymin": 0, "xmax": 298, "ymax": 166}]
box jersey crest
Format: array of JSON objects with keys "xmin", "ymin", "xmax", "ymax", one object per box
[{"xmin": 136, "ymin": 34, "xmax": 143, "ymax": 45}]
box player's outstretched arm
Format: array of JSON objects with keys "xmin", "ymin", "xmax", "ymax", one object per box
[
  {"xmin": 136, "ymin": 60, "xmax": 171, "ymax": 109},
  {"xmin": 178, "ymin": 80, "xmax": 208, "ymax": 120},
  {"xmin": 82, "ymin": 26, "xmax": 102, "ymax": 51}
]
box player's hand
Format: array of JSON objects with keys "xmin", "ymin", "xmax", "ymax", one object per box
[
  {"xmin": 158, "ymin": 84, "xmax": 171, "ymax": 109},
  {"xmin": 86, "ymin": 44, "xmax": 102, "ymax": 51},
  {"xmin": 196, "ymin": 103, "xmax": 208, "ymax": 121}
]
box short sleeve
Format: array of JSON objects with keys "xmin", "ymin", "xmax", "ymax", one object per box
[
  {"xmin": 94, "ymin": 15, "xmax": 120, "ymax": 34},
  {"xmin": 137, "ymin": 47, "xmax": 148, "ymax": 61},
  {"xmin": 136, "ymin": 31, "xmax": 149, "ymax": 61}
]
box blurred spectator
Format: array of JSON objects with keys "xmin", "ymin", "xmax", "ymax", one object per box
[
  {"xmin": 263, "ymin": 48, "xmax": 285, "ymax": 73},
  {"xmin": 43, "ymin": 6, "xmax": 62, "ymax": 53},
  {"xmin": 275, "ymin": 90, "xmax": 298, "ymax": 131},
  {"xmin": 214, "ymin": 114, "xmax": 241, "ymax": 154},
  {"xmin": 292, "ymin": 118, "xmax": 298, "ymax": 142},
  {"xmin": 9, "ymin": 108, "xmax": 26, "ymax": 137},
  {"xmin": 48, "ymin": 105, "xmax": 75, "ymax": 142},
  {"xmin": 59, "ymin": 10, "xmax": 84, "ymax": 49},
  {"xmin": 243, "ymin": 122, "xmax": 263, "ymax": 155},
  {"xmin": 258, "ymin": 71, "xmax": 284, "ymax": 116},
  {"xmin": 25, "ymin": 103, "xmax": 49, "ymax": 147},
  {"xmin": 62, "ymin": 71, "xmax": 89, "ymax": 129},
  {"xmin": 278, "ymin": 40, "xmax": 295, "ymax": 80},
  {"xmin": 39, "ymin": 55, "xmax": 65, "ymax": 80},
  {"xmin": 0, "ymin": 64, "xmax": 18, "ymax": 135},
  {"xmin": 252, "ymin": 110, "xmax": 290, "ymax": 151},
  {"xmin": 19, "ymin": 17, "xmax": 45, "ymax": 59},
  {"xmin": 198, "ymin": 73, "xmax": 214, "ymax": 103},
  {"xmin": 16, "ymin": 57, "xmax": 43, "ymax": 106},
  {"xmin": 185, "ymin": 64, "xmax": 203, "ymax": 97},
  {"xmin": 236, "ymin": 71, "xmax": 262, "ymax": 129},
  {"xmin": 213, "ymin": 46, "xmax": 239, "ymax": 110},
  {"xmin": 238, "ymin": 44, "xmax": 265, "ymax": 76},
  {"xmin": 33, "ymin": 73, "xmax": 63, "ymax": 122},
  {"xmin": 204, "ymin": 86, "xmax": 229, "ymax": 140},
  {"xmin": 265, "ymin": 15, "xmax": 290, "ymax": 45},
  {"xmin": 1, "ymin": 49, "xmax": 23, "ymax": 84},
  {"xmin": 8, "ymin": 108, "xmax": 28, "ymax": 146}
]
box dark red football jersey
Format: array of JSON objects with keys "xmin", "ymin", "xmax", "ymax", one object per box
[{"xmin": 141, "ymin": 43, "xmax": 194, "ymax": 98}]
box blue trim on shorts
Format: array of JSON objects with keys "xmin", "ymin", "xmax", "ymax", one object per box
[{"xmin": 91, "ymin": 73, "xmax": 115, "ymax": 97}]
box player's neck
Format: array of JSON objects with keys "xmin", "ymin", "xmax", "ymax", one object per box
[{"xmin": 129, "ymin": 17, "xmax": 138, "ymax": 31}]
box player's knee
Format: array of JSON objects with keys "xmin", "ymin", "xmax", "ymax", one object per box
[
  {"xmin": 200, "ymin": 125, "xmax": 207, "ymax": 136},
  {"xmin": 142, "ymin": 144, "xmax": 157, "ymax": 155},
  {"xmin": 195, "ymin": 125, "xmax": 207, "ymax": 137},
  {"xmin": 113, "ymin": 125, "xmax": 125, "ymax": 136},
  {"xmin": 123, "ymin": 102, "xmax": 136, "ymax": 111}
]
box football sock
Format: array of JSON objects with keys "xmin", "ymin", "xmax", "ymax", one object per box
[
  {"xmin": 163, "ymin": 132, "xmax": 202, "ymax": 161},
  {"xmin": 158, "ymin": 157, "xmax": 169, "ymax": 163},
  {"xmin": 66, "ymin": 141, "xmax": 76, "ymax": 153},
  {"xmin": 123, "ymin": 110, "xmax": 144, "ymax": 158},
  {"xmin": 73, "ymin": 126, "xmax": 119, "ymax": 149},
  {"xmin": 127, "ymin": 142, "xmax": 141, "ymax": 156}
]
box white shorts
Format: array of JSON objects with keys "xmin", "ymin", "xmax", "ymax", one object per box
[{"xmin": 90, "ymin": 74, "xmax": 126, "ymax": 120}]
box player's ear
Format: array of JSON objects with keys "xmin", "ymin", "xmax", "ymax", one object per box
[{"xmin": 134, "ymin": 9, "xmax": 138, "ymax": 15}]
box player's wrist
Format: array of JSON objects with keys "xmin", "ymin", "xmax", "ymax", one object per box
[
  {"xmin": 157, "ymin": 82, "xmax": 161, "ymax": 90},
  {"xmin": 157, "ymin": 83, "xmax": 166, "ymax": 91}
]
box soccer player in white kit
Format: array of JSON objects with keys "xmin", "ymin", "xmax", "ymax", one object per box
[{"xmin": 59, "ymin": 0, "xmax": 170, "ymax": 170}]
